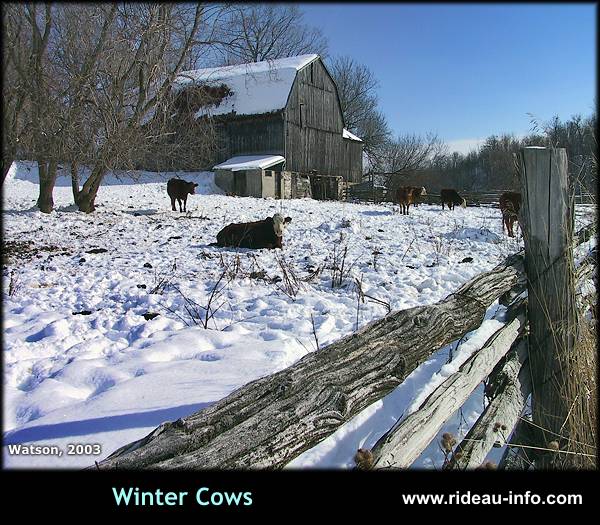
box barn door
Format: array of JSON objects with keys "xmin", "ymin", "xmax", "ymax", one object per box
[{"xmin": 233, "ymin": 171, "xmax": 246, "ymax": 196}]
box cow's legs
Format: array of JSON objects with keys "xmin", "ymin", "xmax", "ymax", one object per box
[
  {"xmin": 183, "ymin": 196, "xmax": 187, "ymax": 212},
  {"xmin": 502, "ymin": 214, "xmax": 515, "ymax": 237},
  {"xmin": 170, "ymin": 196, "xmax": 177, "ymax": 211},
  {"xmin": 177, "ymin": 198, "xmax": 183, "ymax": 212},
  {"xmin": 507, "ymin": 218, "xmax": 515, "ymax": 237}
]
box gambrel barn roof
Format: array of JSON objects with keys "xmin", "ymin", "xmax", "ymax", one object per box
[
  {"xmin": 174, "ymin": 54, "xmax": 321, "ymax": 118},
  {"xmin": 173, "ymin": 54, "xmax": 362, "ymax": 144}
]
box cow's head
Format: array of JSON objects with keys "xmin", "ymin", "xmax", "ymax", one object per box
[
  {"xmin": 419, "ymin": 186, "xmax": 427, "ymax": 196},
  {"xmin": 272, "ymin": 213, "xmax": 292, "ymax": 237},
  {"xmin": 188, "ymin": 182, "xmax": 198, "ymax": 195},
  {"xmin": 461, "ymin": 198, "xmax": 467, "ymax": 208}
]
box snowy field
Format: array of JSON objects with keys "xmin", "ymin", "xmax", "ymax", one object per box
[{"xmin": 2, "ymin": 161, "xmax": 595, "ymax": 469}]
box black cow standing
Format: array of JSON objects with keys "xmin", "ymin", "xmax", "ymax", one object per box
[
  {"xmin": 440, "ymin": 189, "xmax": 466, "ymax": 210},
  {"xmin": 167, "ymin": 178, "xmax": 198, "ymax": 212}
]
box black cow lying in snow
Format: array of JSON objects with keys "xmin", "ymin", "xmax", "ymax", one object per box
[
  {"xmin": 215, "ymin": 213, "xmax": 292, "ymax": 249},
  {"xmin": 440, "ymin": 188, "xmax": 466, "ymax": 210},
  {"xmin": 167, "ymin": 178, "xmax": 198, "ymax": 212}
]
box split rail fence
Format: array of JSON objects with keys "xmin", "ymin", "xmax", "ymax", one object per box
[{"xmin": 347, "ymin": 184, "xmax": 595, "ymax": 207}]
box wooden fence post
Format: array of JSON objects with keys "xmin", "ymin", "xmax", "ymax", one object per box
[{"xmin": 518, "ymin": 147, "xmax": 577, "ymax": 468}]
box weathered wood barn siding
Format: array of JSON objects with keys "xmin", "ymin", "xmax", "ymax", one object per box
[
  {"xmin": 284, "ymin": 59, "xmax": 362, "ymax": 183},
  {"xmin": 219, "ymin": 113, "xmax": 285, "ymax": 160},
  {"xmin": 342, "ymin": 137, "xmax": 363, "ymax": 182}
]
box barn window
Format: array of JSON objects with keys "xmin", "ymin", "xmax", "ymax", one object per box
[
  {"xmin": 300, "ymin": 102, "xmax": 304, "ymax": 128},
  {"xmin": 310, "ymin": 63, "xmax": 314, "ymax": 84}
]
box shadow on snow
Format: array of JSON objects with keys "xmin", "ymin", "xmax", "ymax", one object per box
[{"xmin": 3, "ymin": 402, "xmax": 212, "ymax": 445}]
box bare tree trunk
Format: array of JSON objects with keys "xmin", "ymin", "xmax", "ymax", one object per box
[
  {"xmin": 36, "ymin": 159, "xmax": 58, "ymax": 213},
  {"xmin": 70, "ymin": 162, "xmax": 81, "ymax": 205},
  {"xmin": 76, "ymin": 163, "xmax": 105, "ymax": 213},
  {"xmin": 2, "ymin": 157, "xmax": 13, "ymax": 185}
]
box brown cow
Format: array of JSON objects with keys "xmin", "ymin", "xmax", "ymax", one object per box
[
  {"xmin": 440, "ymin": 189, "xmax": 466, "ymax": 210},
  {"xmin": 409, "ymin": 186, "xmax": 427, "ymax": 207},
  {"xmin": 167, "ymin": 178, "xmax": 198, "ymax": 212},
  {"xmin": 499, "ymin": 191, "xmax": 521, "ymax": 237},
  {"xmin": 395, "ymin": 186, "xmax": 415, "ymax": 215},
  {"xmin": 215, "ymin": 213, "xmax": 292, "ymax": 249}
]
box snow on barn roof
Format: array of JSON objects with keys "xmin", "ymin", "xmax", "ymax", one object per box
[
  {"xmin": 175, "ymin": 54, "xmax": 320, "ymax": 118},
  {"xmin": 213, "ymin": 154, "xmax": 286, "ymax": 172},
  {"xmin": 342, "ymin": 128, "xmax": 363, "ymax": 142}
]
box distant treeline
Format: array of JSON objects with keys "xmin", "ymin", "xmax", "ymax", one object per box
[{"xmin": 378, "ymin": 113, "xmax": 597, "ymax": 194}]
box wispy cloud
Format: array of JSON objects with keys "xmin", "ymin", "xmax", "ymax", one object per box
[
  {"xmin": 446, "ymin": 132, "xmax": 531, "ymax": 155},
  {"xmin": 445, "ymin": 138, "xmax": 487, "ymax": 155}
]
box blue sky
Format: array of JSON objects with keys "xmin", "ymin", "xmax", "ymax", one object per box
[{"xmin": 301, "ymin": 3, "xmax": 596, "ymax": 153}]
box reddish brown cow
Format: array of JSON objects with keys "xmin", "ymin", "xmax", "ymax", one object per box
[
  {"xmin": 395, "ymin": 186, "xmax": 415, "ymax": 215},
  {"xmin": 499, "ymin": 191, "xmax": 521, "ymax": 237}
]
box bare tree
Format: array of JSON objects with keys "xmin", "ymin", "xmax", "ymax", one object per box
[
  {"xmin": 2, "ymin": 4, "xmax": 119, "ymax": 211},
  {"xmin": 327, "ymin": 55, "xmax": 391, "ymax": 166},
  {"xmin": 70, "ymin": 3, "xmax": 204, "ymax": 212},
  {"xmin": 479, "ymin": 134, "xmax": 522, "ymax": 189},
  {"xmin": 1, "ymin": 4, "xmax": 30, "ymax": 184},
  {"xmin": 213, "ymin": 4, "xmax": 328, "ymax": 65},
  {"xmin": 373, "ymin": 133, "xmax": 446, "ymax": 189},
  {"xmin": 328, "ymin": 56, "xmax": 378, "ymax": 131},
  {"xmin": 3, "ymin": 4, "xmax": 63, "ymax": 212},
  {"xmin": 49, "ymin": 4, "xmax": 119, "ymax": 206}
]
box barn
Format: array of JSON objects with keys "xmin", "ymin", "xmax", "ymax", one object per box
[{"xmin": 166, "ymin": 54, "xmax": 364, "ymax": 198}]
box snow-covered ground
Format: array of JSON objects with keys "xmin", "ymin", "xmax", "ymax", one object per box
[{"xmin": 2, "ymin": 161, "xmax": 595, "ymax": 469}]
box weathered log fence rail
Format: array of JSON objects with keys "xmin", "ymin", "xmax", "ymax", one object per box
[{"xmin": 93, "ymin": 148, "xmax": 594, "ymax": 470}]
